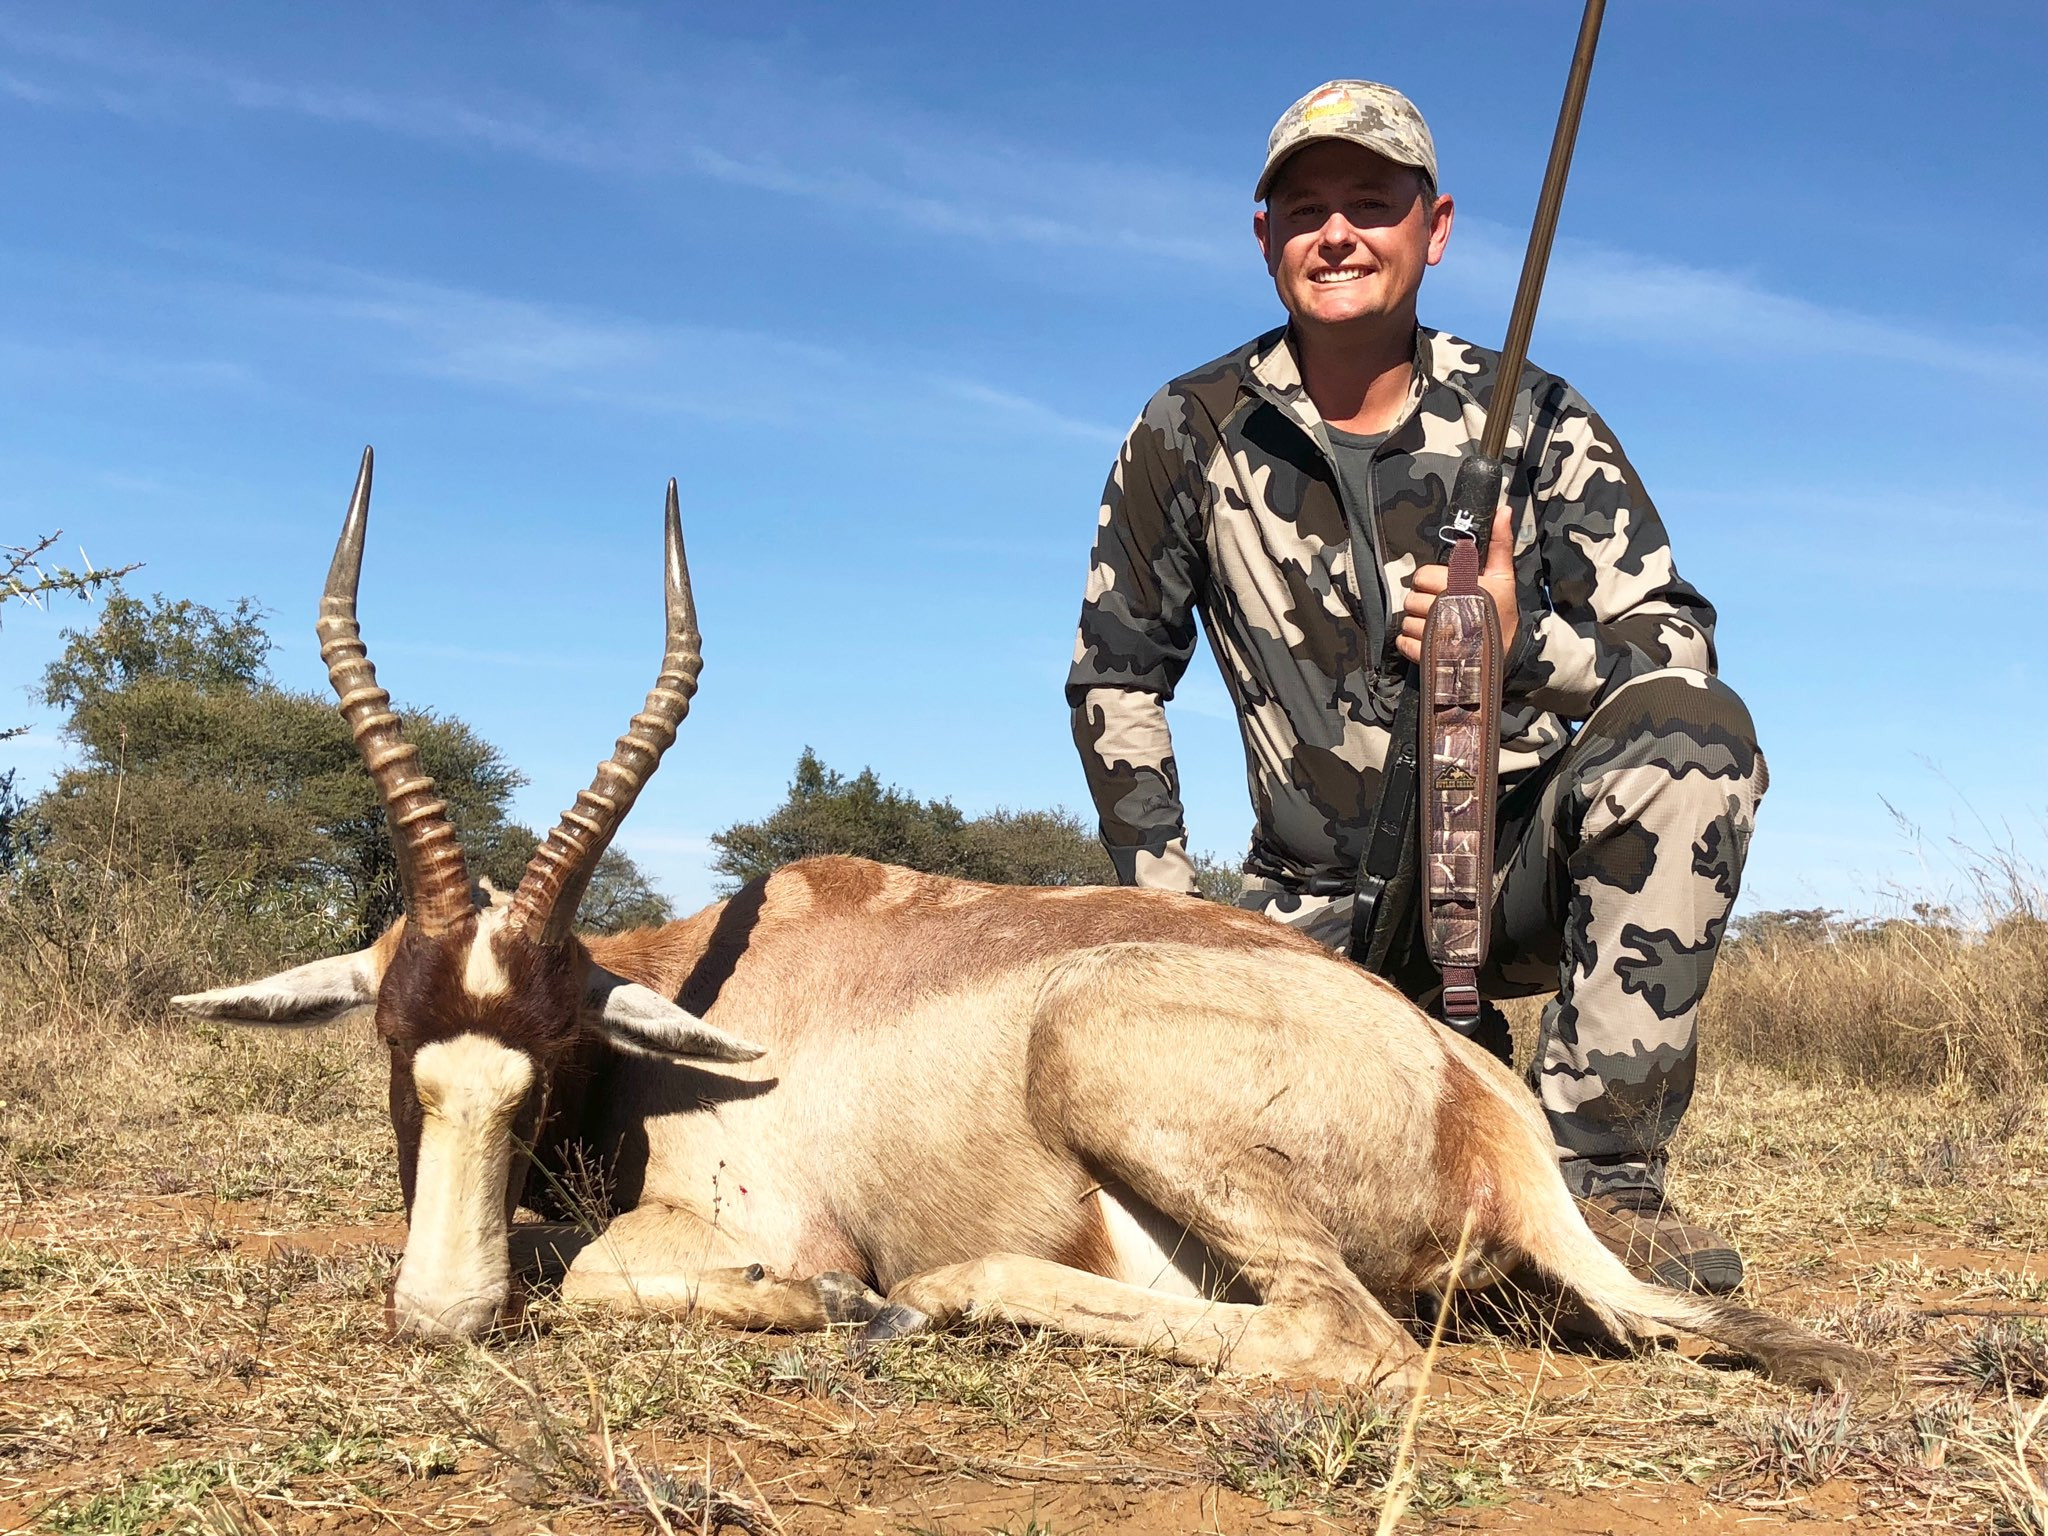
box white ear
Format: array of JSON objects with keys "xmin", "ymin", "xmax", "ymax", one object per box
[
  {"xmin": 171, "ymin": 948, "xmax": 379, "ymax": 1026},
  {"xmin": 585, "ymin": 970, "xmax": 766, "ymax": 1063}
]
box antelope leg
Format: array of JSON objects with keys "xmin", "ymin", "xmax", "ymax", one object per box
[
  {"xmin": 562, "ymin": 1204, "xmax": 886, "ymax": 1330},
  {"xmin": 883, "ymin": 1252, "xmax": 1422, "ymax": 1394}
]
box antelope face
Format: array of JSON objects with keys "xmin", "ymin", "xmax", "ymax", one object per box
[
  {"xmin": 171, "ymin": 449, "xmax": 761, "ymax": 1344},
  {"xmin": 373, "ymin": 905, "xmax": 762, "ymax": 1341},
  {"xmin": 391, "ymin": 1028, "xmax": 536, "ymax": 1339},
  {"xmin": 375, "ymin": 906, "xmax": 573, "ymax": 1341},
  {"xmin": 173, "ymin": 901, "xmax": 763, "ymax": 1342}
]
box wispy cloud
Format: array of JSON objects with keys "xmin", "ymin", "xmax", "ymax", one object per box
[
  {"xmin": 930, "ymin": 379, "xmax": 1120, "ymax": 444},
  {"xmin": 0, "ymin": 65, "xmax": 64, "ymax": 104},
  {"xmin": 0, "ymin": 18, "xmax": 613, "ymax": 163},
  {"xmin": 677, "ymin": 145, "xmax": 1235, "ymax": 268},
  {"xmin": 0, "ymin": 13, "xmax": 1239, "ymax": 270},
  {"xmin": 6, "ymin": 11, "xmax": 2039, "ymax": 395},
  {"xmin": 127, "ymin": 256, "xmax": 1123, "ymax": 443},
  {"xmin": 332, "ymin": 271, "xmax": 1115, "ymax": 440},
  {"xmin": 1445, "ymin": 219, "xmax": 2048, "ymax": 392},
  {"xmin": 0, "ymin": 338, "xmax": 256, "ymax": 391},
  {"xmin": 303, "ymin": 279, "xmax": 688, "ymax": 392}
]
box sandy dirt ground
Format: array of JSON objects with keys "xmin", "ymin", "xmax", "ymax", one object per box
[{"xmin": 3, "ymin": 1183, "xmax": 2042, "ymax": 1533}]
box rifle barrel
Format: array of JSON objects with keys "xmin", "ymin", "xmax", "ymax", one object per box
[{"xmin": 1481, "ymin": 0, "xmax": 1607, "ymax": 462}]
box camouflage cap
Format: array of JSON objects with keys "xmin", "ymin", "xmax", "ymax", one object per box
[{"xmin": 1255, "ymin": 80, "xmax": 1438, "ymax": 201}]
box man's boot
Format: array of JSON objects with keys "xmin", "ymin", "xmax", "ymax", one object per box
[{"xmin": 1576, "ymin": 1186, "xmax": 1744, "ymax": 1296}]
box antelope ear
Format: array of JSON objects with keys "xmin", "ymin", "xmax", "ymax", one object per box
[
  {"xmin": 584, "ymin": 969, "xmax": 766, "ymax": 1064},
  {"xmin": 171, "ymin": 947, "xmax": 381, "ymax": 1026}
]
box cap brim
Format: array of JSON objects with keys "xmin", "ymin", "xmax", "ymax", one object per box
[{"xmin": 1255, "ymin": 132, "xmax": 1431, "ymax": 201}]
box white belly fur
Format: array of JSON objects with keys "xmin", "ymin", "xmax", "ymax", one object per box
[{"xmin": 1095, "ymin": 1185, "xmax": 1254, "ymax": 1303}]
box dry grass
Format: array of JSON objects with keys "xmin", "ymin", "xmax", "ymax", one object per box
[
  {"xmin": 1703, "ymin": 867, "xmax": 2048, "ymax": 1093},
  {"xmin": 1, "ymin": 870, "xmax": 2044, "ymax": 1532},
  {"xmin": 0, "ymin": 862, "xmax": 349, "ymax": 1028}
]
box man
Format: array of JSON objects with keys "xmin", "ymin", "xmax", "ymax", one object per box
[{"xmin": 1067, "ymin": 80, "xmax": 1764, "ymax": 1295}]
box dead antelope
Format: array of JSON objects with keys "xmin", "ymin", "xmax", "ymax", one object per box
[{"xmin": 174, "ymin": 450, "xmax": 1875, "ymax": 1397}]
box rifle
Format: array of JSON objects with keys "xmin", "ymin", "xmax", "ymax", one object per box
[{"xmin": 1350, "ymin": 0, "xmax": 1608, "ymax": 1036}]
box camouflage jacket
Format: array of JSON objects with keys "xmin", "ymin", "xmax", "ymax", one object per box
[{"xmin": 1067, "ymin": 324, "xmax": 1716, "ymax": 893}]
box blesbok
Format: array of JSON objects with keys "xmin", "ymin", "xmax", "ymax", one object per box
[{"xmin": 174, "ymin": 451, "xmax": 1873, "ymax": 1396}]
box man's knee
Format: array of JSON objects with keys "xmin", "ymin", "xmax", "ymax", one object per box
[{"xmin": 1574, "ymin": 668, "xmax": 1764, "ymax": 791}]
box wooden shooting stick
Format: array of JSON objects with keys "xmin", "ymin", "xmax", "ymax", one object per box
[{"xmin": 1418, "ymin": 0, "xmax": 1606, "ymax": 1032}]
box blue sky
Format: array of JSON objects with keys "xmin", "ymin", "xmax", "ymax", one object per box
[{"xmin": 3, "ymin": 1, "xmax": 2043, "ymax": 921}]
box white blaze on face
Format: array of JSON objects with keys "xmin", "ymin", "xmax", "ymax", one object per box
[
  {"xmin": 391, "ymin": 1033, "xmax": 535, "ymax": 1340},
  {"xmin": 462, "ymin": 907, "xmax": 513, "ymax": 1001}
]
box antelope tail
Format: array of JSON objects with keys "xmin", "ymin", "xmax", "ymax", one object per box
[{"xmin": 1494, "ymin": 1105, "xmax": 1880, "ymax": 1391}]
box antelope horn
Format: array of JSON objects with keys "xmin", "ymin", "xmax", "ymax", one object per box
[
  {"xmin": 507, "ymin": 479, "xmax": 700, "ymax": 943},
  {"xmin": 317, "ymin": 447, "xmax": 474, "ymax": 937}
]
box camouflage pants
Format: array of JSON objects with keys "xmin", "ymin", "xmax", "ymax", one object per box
[{"xmin": 1240, "ymin": 668, "xmax": 1765, "ymax": 1199}]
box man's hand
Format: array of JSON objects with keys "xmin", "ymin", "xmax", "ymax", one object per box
[{"xmin": 1396, "ymin": 503, "xmax": 1518, "ymax": 664}]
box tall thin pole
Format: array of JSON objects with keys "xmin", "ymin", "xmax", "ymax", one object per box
[{"xmin": 1480, "ymin": 0, "xmax": 1607, "ymax": 461}]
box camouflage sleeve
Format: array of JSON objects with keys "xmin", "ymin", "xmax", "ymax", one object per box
[
  {"xmin": 1069, "ymin": 688, "xmax": 1200, "ymax": 891},
  {"xmin": 1064, "ymin": 399, "xmax": 1207, "ymax": 893},
  {"xmin": 1506, "ymin": 389, "xmax": 1717, "ymax": 720}
]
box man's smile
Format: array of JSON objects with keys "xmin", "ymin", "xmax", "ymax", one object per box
[{"xmin": 1310, "ymin": 266, "xmax": 1373, "ymax": 284}]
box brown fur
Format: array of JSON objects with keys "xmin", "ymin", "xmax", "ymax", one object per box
[
  {"xmin": 1419, "ymin": 1050, "xmax": 1512, "ymax": 1287},
  {"xmin": 368, "ymin": 918, "xmax": 592, "ymax": 1218},
  {"xmin": 574, "ymin": 875, "xmax": 1872, "ymax": 1387},
  {"xmin": 1048, "ymin": 1190, "xmax": 1120, "ymax": 1278},
  {"xmin": 794, "ymin": 855, "xmax": 888, "ymax": 908},
  {"xmin": 599, "ymin": 858, "xmax": 1344, "ymax": 1031}
]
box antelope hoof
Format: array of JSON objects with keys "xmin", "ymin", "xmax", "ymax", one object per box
[
  {"xmin": 853, "ymin": 1303, "xmax": 931, "ymax": 1355},
  {"xmin": 1371, "ymin": 1352, "xmax": 1428, "ymax": 1406},
  {"xmin": 813, "ymin": 1270, "xmax": 889, "ymax": 1324}
]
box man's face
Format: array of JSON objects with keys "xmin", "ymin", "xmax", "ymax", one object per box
[{"xmin": 1254, "ymin": 140, "xmax": 1452, "ymax": 333}]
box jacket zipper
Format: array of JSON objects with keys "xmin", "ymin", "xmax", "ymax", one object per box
[{"xmin": 1241, "ymin": 343, "xmax": 1426, "ymax": 680}]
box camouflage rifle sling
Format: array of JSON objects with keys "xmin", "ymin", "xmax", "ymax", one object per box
[{"xmin": 1419, "ymin": 454, "xmax": 1505, "ymax": 1032}]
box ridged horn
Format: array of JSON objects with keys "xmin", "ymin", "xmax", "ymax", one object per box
[
  {"xmin": 317, "ymin": 447, "xmax": 474, "ymax": 937},
  {"xmin": 507, "ymin": 479, "xmax": 700, "ymax": 944}
]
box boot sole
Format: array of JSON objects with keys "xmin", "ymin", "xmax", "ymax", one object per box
[{"xmin": 1651, "ymin": 1249, "xmax": 1744, "ymax": 1297}]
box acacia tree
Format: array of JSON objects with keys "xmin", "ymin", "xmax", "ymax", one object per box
[
  {"xmin": 1, "ymin": 532, "xmax": 136, "ymax": 628},
  {"xmin": 2, "ymin": 531, "xmax": 138, "ymax": 742},
  {"xmin": 710, "ymin": 749, "xmax": 1009, "ymax": 887},
  {"xmin": 29, "ymin": 589, "xmax": 668, "ymax": 941},
  {"xmin": 710, "ymin": 748, "xmax": 1242, "ymax": 901}
]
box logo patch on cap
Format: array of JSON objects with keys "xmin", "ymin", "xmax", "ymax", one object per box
[{"xmin": 1297, "ymin": 87, "xmax": 1356, "ymax": 126}]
